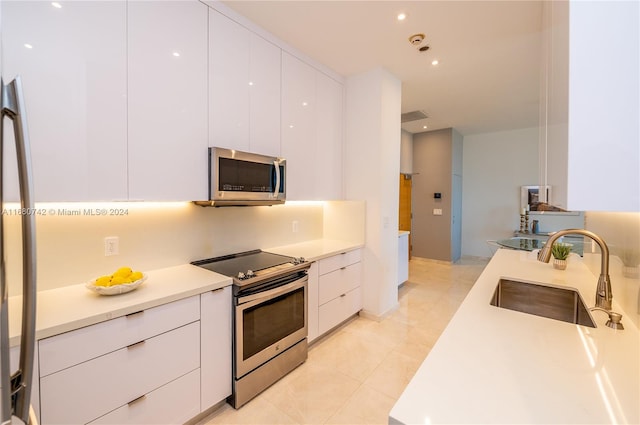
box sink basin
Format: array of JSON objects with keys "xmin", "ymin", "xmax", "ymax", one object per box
[{"xmin": 490, "ymin": 278, "xmax": 596, "ymax": 328}]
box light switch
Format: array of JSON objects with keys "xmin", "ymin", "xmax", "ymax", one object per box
[{"xmin": 433, "ymin": 209, "xmax": 443, "ymax": 216}]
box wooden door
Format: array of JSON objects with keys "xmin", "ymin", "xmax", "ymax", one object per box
[{"xmin": 399, "ymin": 174, "xmax": 412, "ymax": 258}]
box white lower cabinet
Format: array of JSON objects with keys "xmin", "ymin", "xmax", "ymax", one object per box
[
  {"xmin": 200, "ymin": 286, "xmax": 232, "ymax": 410},
  {"xmin": 40, "ymin": 322, "xmax": 200, "ymax": 425},
  {"xmin": 309, "ymin": 249, "xmax": 362, "ymax": 342},
  {"xmin": 319, "ymin": 287, "xmax": 362, "ymax": 335},
  {"xmin": 89, "ymin": 369, "xmax": 200, "ymax": 425},
  {"xmin": 37, "ymin": 289, "xmax": 232, "ymax": 425}
]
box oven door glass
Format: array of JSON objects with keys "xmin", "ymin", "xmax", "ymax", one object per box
[
  {"xmin": 243, "ymin": 287, "xmax": 304, "ymax": 359},
  {"xmin": 236, "ymin": 278, "xmax": 307, "ymax": 378}
]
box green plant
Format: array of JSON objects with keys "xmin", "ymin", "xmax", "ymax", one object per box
[{"xmin": 551, "ymin": 242, "xmax": 572, "ymax": 260}]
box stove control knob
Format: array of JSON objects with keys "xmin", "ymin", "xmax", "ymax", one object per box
[
  {"xmin": 246, "ymin": 270, "xmax": 255, "ymax": 278},
  {"xmin": 237, "ymin": 272, "xmax": 246, "ymax": 280},
  {"xmin": 293, "ymin": 257, "xmax": 306, "ymax": 265}
]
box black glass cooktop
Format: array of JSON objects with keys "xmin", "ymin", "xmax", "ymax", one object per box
[{"xmin": 191, "ymin": 250, "xmax": 294, "ymax": 277}]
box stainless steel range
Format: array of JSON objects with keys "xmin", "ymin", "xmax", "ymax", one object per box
[{"xmin": 192, "ymin": 250, "xmax": 310, "ymax": 408}]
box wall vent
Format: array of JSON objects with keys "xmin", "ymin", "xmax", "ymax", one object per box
[{"xmin": 401, "ymin": 110, "xmax": 428, "ymax": 123}]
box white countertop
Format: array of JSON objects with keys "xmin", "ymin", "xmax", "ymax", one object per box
[
  {"xmin": 264, "ymin": 239, "xmax": 363, "ymax": 262},
  {"xmin": 6, "ymin": 264, "xmax": 231, "ymax": 347},
  {"xmin": 6, "ymin": 238, "xmax": 363, "ymax": 347},
  {"xmin": 390, "ymin": 249, "xmax": 640, "ymax": 424}
]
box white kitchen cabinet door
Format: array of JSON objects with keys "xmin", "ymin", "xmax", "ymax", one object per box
[
  {"xmin": 40, "ymin": 322, "xmax": 200, "ymax": 425},
  {"xmin": 209, "ymin": 9, "xmax": 251, "ymax": 152},
  {"xmin": 89, "ymin": 369, "xmax": 200, "ymax": 425},
  {"xmin": 281, "ymin": 52, "xmax": 317, "ymax": 200},
  {"xmin": 315, "ymin": 73, "xmax": 344, "ymax": 200},
  {"xmin": 128, "ymin": 0, "xmax": 208, "ymax": 201},
  {"xmin": 318, "ymin": 287, "xmax": 362, "ymax": 335},
  {"xmin": 307, "ymin": 262, "xmax": 319, "ymax": 343},
  {"xmin": 541, "ymin": 1, "xmax": 639, "ymax": 212},
  {"xmin": 249, "ymin": 34, "xmax": 282, "ymax": 157},
  {"xmin": 1, "ymin": 1, "xmax": 127, "ymax": 201},
  {"xmin": 318, "ymin": 263, "xmax": 361, "ymax": 306},
  {"xmin": 398, "ymin": 233, "xmax": 409, "ymax": 286},
  {"xmin": 209, "ymin": 10, "xmax": 281, "ymax": 156},
  {"xmin": 200, "ymin": 286, "xmax": 232, "ymax": 410}
]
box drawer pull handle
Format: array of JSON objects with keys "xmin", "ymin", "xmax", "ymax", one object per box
[
  {"xmin": 128, "ymin": 395, "xmax": 147, "ymax": 406},
  {"xmin": 126, "ymin": 310, "xmax": 144, "ymax": 318},
  {"xmin": 127, "ymin": 340, "xmax": 146, "ymax": 350}
]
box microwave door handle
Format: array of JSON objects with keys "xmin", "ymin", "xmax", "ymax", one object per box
[
  {"xmin": 273, "ymin": 160, "xmax": 281, "ymax": 198},
  {"xmin": 1, "ymin": 76, "xmax": 38, "ymax": 425}
]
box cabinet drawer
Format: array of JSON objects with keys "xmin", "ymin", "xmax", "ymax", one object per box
[
  {"xmin": 89, "ymin": 369, "xmax": 200, "ymax": 425},
  {"xmin": 39, "ymin": 295, "xmax": 199, "ymax": 377},
  {"xmin": 318, "ymin": 249, "xmax": 361, "ymax": 275},
  {"xmin": 318, "ymin": 263, "xmax": 361, "ymax": 306},
  {"xmin": 40, "ymin": 322, "xmax": 200, "ymax": 425},
  {"xmin": 318, "ymin": 287, "xmax": 362, "ymax": 335}
]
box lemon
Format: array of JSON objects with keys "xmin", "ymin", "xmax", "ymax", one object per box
[
  {"xmin": 130, "ymin": 271, "xmax": 143, "ymax": 282},
  {"xmin": 113, "ymin": 267, "xmax": 132, "ymax": 278},
  {"xmin": 95, "ymin": 276, "xmax": 112, "ymax": 287},
  {"xmin": 110, "ymin": 276, "xmax": 128, "ymax": 286}
]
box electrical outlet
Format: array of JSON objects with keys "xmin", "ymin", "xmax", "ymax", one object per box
[
  {"xmin": 104, "ymin": 236, "xmax": 119, "ymax": 256},
  {"xmin": 292, "ymin": 221, "xmax": 299, "ymax": 233},
  {"xmin": 433, "ymin": 209, "xmax": 443, "ymax": 216}
]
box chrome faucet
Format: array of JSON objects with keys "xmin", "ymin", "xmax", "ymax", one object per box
[{"xmin": 537, "ymin": 229, "xmax": 612, "ymax": 310}]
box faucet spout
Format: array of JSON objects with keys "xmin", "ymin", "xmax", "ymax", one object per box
[{"xmin": 537, "ymin": 229, "xmax": 612, "ymax": 310}]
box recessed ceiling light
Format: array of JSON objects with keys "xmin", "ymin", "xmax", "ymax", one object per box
[
  {"xmin": 423, "ymin": 125, "xmax": 428, "ymax": 129},
  {"xmin": 24, "ymin": 43, "xmax": 33, "ymax": 49},
  {"xmin": 302, "ymin": 101, "xmax": 308, "ymax": 107},
  {"xmin": 432, "ymin": 60, "xmax": 439, "ymax": 66},
  {"xmin": 397, "ymin": 13, "xmax": 406, "ymax": 21},
  {"xmin": 51, "ymin": 2, "xmax": 62, "ymax": 8},
  {"xmin": 172, "ymin": 52, "xmax": 180, "ymax": 57}
]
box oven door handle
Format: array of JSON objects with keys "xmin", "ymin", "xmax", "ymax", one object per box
[{"xmin": 238, "ymin": 276, "xmax": 306, "ymax": 306}]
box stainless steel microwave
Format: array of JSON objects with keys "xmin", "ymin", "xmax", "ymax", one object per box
[{"xmin": 194, "ymin": 147, "xmax": 286, "ymax": 207}]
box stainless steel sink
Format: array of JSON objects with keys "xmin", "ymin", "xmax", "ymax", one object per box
[{"xmin": 490, "ymin": 278, "xmax": 596, "ymax": 328}]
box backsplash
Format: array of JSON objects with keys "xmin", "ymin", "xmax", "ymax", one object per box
[
  {"xmin": 584, "ymin": 211, "xmax": 640, "ymax": 328},
  {"xmin": 4, "ymin": 201, "xmax": 364, "ymax": 295}
]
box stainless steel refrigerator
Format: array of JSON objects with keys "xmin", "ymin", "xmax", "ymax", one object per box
[{"xmin": 0, "ymin": 76, "xmax": 39, "ymax": 425}]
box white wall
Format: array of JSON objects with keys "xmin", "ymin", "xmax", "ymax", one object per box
[
  {"xmin": 5, "ymin": 201, "xmax": 364, "ymax": 295},
  {"xmin": 400, "ymin": 130, "xmax": 413, "ymax": 174},
  {"xmin": 462, "ymin": 127, "xmax": 539, "ymax": 257},
  {"xmin": 584, "ymin": 211, "xmax": 640, "ymax": 328},
  {"xmin": 345, "ymin": 67, "xmax": 401, "ymax": 318}
]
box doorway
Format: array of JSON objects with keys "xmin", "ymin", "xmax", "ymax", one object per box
[{"xmin": 399, "ymin": 174, "xmax": 412, "ymax": 258}]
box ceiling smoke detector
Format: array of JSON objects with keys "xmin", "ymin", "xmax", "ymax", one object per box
[{"xmin": 408, "ymin": 33, "xmax": 425, "ymax": 45}]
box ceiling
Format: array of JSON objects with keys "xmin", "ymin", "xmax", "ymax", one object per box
[{"xmin": 222, "ymin": 0, "xmax": 543, "ymax": 136}]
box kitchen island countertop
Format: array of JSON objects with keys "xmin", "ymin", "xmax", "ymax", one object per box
[{"xmin": 390, "ymin": 248, "xmax": 639, "ymax": 424}]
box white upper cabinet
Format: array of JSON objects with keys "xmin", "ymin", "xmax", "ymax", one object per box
[
  {"xmin": 209, "ymin": 10, "xmax": 281, "ymax": 156},
  {"xmin": 315, "ymin": 73, "xmax": 344, "ymax": 200},
  {"xmin": 127, "ymin": 0, "xmax": 208, "ymax": 201},
  {"xmin": 281, "ymin": 52, "xmax": 317, "ymax": 200},
  {"xmin": 542, "ymin": 1, "xmax": 639, "ymax": 212},
  {"xmin": 1, "ymin": 1, "xmax": 128, "ymax": 201},
  {"xmin": 281, "ymin": 52, "xmax": 343, "ymax": 200},
  {"xmin": 248, "ymin": 34, "xmax": 282, "ymax": 157}
]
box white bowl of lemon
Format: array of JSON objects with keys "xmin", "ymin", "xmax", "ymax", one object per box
[{"xmin": 86, "ymin": 267, "xmax": 147, "ymax": 295}]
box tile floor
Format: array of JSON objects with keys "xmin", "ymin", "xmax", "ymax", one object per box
[{"xmin": 200, "ymin": 256, "xmax": 489, "ymax": 425}]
